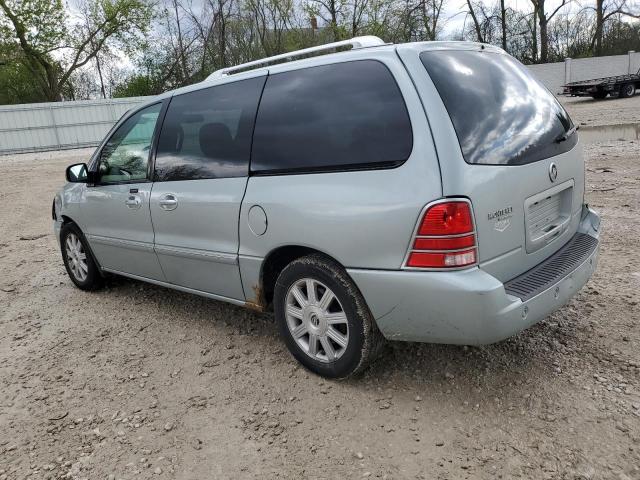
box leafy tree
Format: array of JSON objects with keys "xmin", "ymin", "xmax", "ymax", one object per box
[
  {"xmin": 0, "ymin": 43, "xmax": 49, "ymax": 103},
  {"xmin": 0, "ymin": 0, "xmax": 153, "ymax": 102},
  {"xmin": 600, "ymin": 17, "xmax": 640, "ymax": 56}
]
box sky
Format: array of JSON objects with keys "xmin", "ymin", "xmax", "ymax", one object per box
[{"xmin": 441, "ymin": 0, "xmax": 596, "ymax": 36}]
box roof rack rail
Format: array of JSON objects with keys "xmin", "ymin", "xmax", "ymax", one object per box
[{"xmin": 206, "ymin": 36, "xmax": 386, "ymax": 80}]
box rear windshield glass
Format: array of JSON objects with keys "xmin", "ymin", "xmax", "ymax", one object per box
[{"xmin": 420, "ymin": 50, "xmax": 576, "ymax": 166}]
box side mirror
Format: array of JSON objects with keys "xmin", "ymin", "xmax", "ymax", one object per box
[{"xmin": 66, "ymin": 163, "xmax": 89, "ymax": 183}]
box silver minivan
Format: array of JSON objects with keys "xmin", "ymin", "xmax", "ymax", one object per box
[{"xmin": 53, "ymin": 37, "xmax": 601, "ymax": 378}]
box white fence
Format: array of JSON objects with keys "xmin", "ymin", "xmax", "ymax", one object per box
[
  {"xmin": 0, "ymin": 97, "xmax": 150, "ymax": 155},
  {"xmin": 0, "ymin": 50, "xmax": 638, "ymax": 155}
]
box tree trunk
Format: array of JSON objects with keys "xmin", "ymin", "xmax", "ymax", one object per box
[
  {"xmin": 531, "ymin": 8, "xmax": 538, "ymax": 63},
  {"xmin": 46, "ymin": 65, "xmax": 62, "ymax": 101},
  {"xmin": 94, "ymin": 51, "xmax": 106, "ymax": 99},
  {"xmin": 594, "ymin": 0, "xmax": 603, "ymax": 55},
  {"xmin": 466, "ymin": 0, "xmax": 484, "ymax": 42},
  {"xmin": 537, "ymin": 2, "xmax": 548, "ymax": 63},
  {"xmin": 173, "ymin": 0, "xmax": 188, "ymax": 82},
  {"xmin": 329, "ymin": 0, "xmax": 340, "ymax": 41},
  {"xmin": 218, "ymin": 0, "xmax": 227, "ymax": 67},
  {"xmin": 500, "ymin": 0, "xmax": 507, "ymax": 51}
]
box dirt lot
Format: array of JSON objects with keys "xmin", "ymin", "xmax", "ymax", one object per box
[
  {"xmin": 0, "ymin": 94, "xmax": 639, "ymax": 480},
  {"xmin": 560, "ymin": 95, "xmax": 640, "ymax": 128}
]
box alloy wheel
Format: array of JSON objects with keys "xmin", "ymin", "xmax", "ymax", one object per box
[
  {"xmin": 65, "ymin": 232, "xmax": 88, "ymax": 282},
  {"xmin": 285, "ymin": 278, "xmax": 349, "ymax": 363}
]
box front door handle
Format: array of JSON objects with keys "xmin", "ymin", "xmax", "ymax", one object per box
[
  {"xmin": 125, "ymin": 195, "xmax": 142, "ymax": 209},
  {"xmin": 159, "ymin": 194, "xmax": 178, "ymax": 211}
]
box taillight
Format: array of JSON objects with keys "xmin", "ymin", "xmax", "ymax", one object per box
[
  {"xmin": 417, "ymin": 202, "xmax": 473, "ymax": 235},
  {"xmin": 405, "ymin": 200, "xmax": 477, "ymax": 269}
]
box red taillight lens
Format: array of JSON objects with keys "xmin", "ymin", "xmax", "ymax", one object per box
[
  {"xmin": 406, "ymin": 201, "xmax": 476, "ymax": 269},
  {"xmin": 413, "ymin": 234, "xmax": 475, "ymax": 250},
  {"xmin": 418, "ymin": 202, "xmax": 474, "ymax": 236}
]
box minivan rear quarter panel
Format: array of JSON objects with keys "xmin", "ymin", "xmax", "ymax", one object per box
[{"xmin": 238, "ymin": 49, "xmax": 442, "ymax": 302}]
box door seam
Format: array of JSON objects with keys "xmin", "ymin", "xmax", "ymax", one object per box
[{"xmin": 148, "ymin": 181, "xmax": 169, "ymax": 281}]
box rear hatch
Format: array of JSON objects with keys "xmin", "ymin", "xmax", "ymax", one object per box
[{"xmin": 412, "ymin": 46, "xmax": 584, "ymax": 282}]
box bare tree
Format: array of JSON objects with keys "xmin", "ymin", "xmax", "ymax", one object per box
[
  {"xmin": 306, "ymin": 0, "xmax": 346, "ymax": 40},
  {"xmin": 421, "ymin": 0, "xmax": 445, "ymax": 40},
  {"xmin": 500, "ymin": 0, "xmax": 506, "ymax": 50},
  {"xmin": 529, "ymin": 0, "xmax": 571, "ymax": 62},
  {"xmin": 466, "ymin": 0, "xmax": 485, "ymax": 42},
  {"xmin": 547, "ymin": 10, "xmax": 592, "ymax": 58},
  {"xmin": 349, "ymin": 0, "xmax": 370, "ymax": 36},
  {"xmin": 586, "ymin": 0, "xmax": 640, "ymax": 55},
  {"xmin": 464, "ymin": 0, "xmax": 504, "ymax": 46}
]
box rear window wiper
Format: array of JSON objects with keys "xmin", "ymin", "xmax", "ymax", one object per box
[{"xmin": 555, "ymin": 125, "xmax": 579, "ymax": 143}]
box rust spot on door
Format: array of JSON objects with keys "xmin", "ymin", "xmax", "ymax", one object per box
[{"xmin": 245, "ymin": 284, "xmax": 265, "ymax": 312}]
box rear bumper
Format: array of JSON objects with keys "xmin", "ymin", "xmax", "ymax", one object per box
[{"xmin": 348, "ymin": 206, "xmax": 600, "ymax": 345}]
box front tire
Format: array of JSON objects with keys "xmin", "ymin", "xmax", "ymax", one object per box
[
  {"xmin": 60, "ymin": 223, "xmax": 104, "ymax": 291},
  {"xmin": 274, "ymin": 254, "xmax": 383, "ymax": 378}
]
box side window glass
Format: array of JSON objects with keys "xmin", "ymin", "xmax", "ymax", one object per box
[
  {"xmin": 154, "ymin": 76, "xmax": 265, "ymax": 182},
  {"xmin": 98, "ymin": 103, "xmax": 162, "ymax": 184},
  {"xmin": 251, "ymin": 60, "xmax": 413, "ymax": 174}
]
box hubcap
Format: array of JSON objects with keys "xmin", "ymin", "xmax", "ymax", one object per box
[
  {"xmin": 65, "ymin": 233, "xmax": 88, "ymax": 282},
  {"xmin": 285, "ymin": 278, "xmax": 349, "ymax": 363}
]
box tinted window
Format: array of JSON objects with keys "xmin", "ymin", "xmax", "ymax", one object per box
[
  {"xmin": 420, "ymin": 51, "xmax": 575, "ymax": 166},
  {"xmin": 98, "ymin": 103, "xmax": 162, "ymax": 184},
  {"xmin": 251, "ymin": 60, "xmax": 413, "ymax": 174},
  {"xmin": 154, "ymin": 77, "xmax": 265, "ymax": 181}
]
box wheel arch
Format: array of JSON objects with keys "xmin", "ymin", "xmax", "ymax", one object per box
[
  {"xmin": 255, "ymin": 245, "xmax": 346, "ymax": 310},
  {"xmin": 60, "ymin": 214, "xmax": 77, "ymax": 226},
  {"xmin": 59, "ymin": 215, "xmax": 103, "ymax": 273}
]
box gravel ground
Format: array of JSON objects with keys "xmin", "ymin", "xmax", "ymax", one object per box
[
  {"xmin": 559, "ymin": 94, "xmax": 640, "ymax": 127},
  {"xmin": 0, "ymin": 96, "xmax": 639, "ymax": 480}
]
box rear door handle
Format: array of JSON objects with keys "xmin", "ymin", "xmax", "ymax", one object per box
[
  {"xmin": 159, "ymin": 194, "xmax": 178, "ymax": 211},
  {"xmin": 125, "ymin": 195, "xmax": 142, "ymax": 209}
]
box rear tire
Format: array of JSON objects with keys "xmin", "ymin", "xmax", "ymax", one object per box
[
  {"xmin": 273, "ymin": 254, "xmax": 383, "ymax": 379},
  {"xmin": 60, "ymin": 223, "xmax": 104, "ymax": 291},
  {"xmin": 590, "ymin": 91, "xmax": 608, "ymax": 100},
  {"xmin": 618, "ymin": 83, "xmax": 636, "ymax": 98}
]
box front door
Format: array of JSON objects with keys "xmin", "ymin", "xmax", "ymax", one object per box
[
  {"xmin": 149, "ymin": 75, "xmax": 266, "ymax": 300},
  {"xmin": 82, "ymin": 102, "xmax": 165, "ymax": 280}
]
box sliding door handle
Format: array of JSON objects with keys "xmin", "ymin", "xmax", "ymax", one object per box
[
  {"xmin": 159, "ymin": 194, "xmax": 178, "ymax": 211},
  {"xmin": 125, "ymin": 195, "xmax": 142, "ymax": 209}
]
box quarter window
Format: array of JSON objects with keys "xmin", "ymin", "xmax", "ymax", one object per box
[
  {"xmin": 98, "ymin": 103, "xmax": 162, "ymax": 184},
  {"xmin": 251, "ymin": 60, "xmax": 413, "ymax": 174},
  {"xmin": 154, "ymin": 77, "xmax": 266, "ymax": 181}
]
